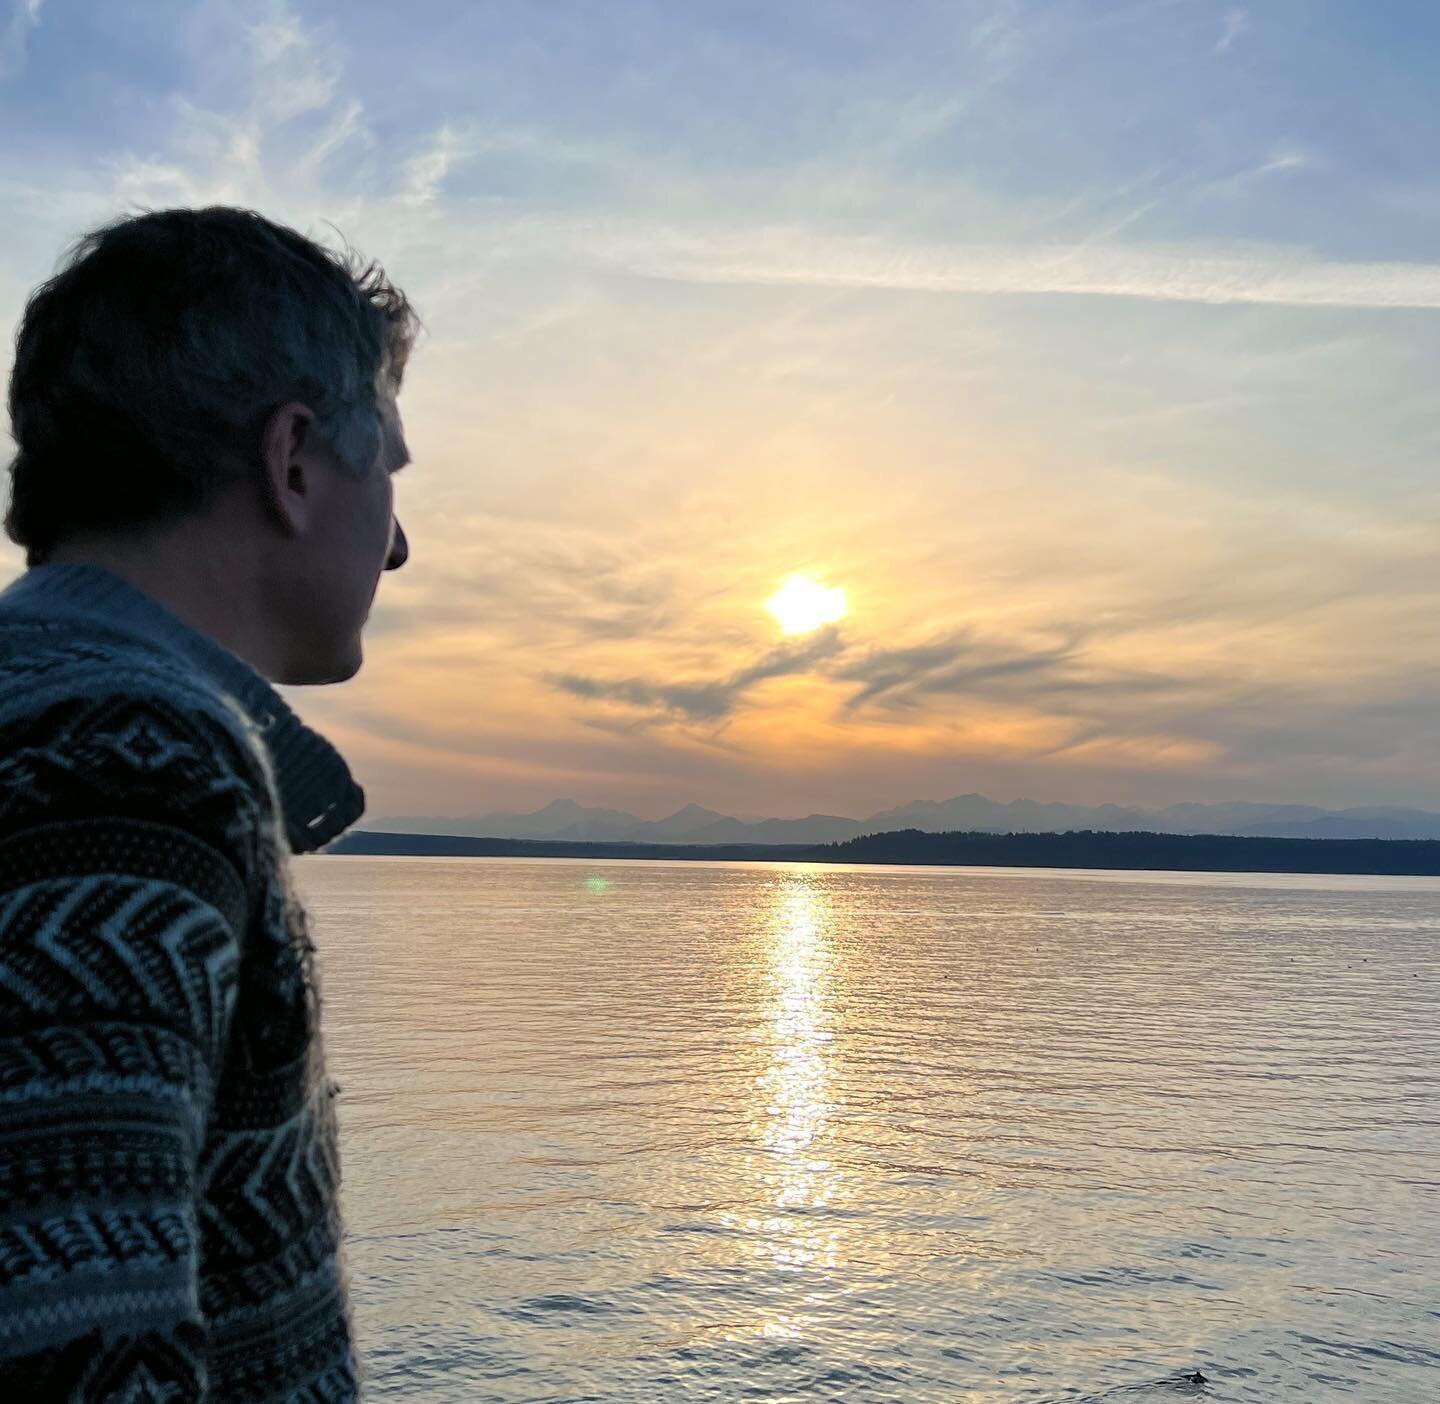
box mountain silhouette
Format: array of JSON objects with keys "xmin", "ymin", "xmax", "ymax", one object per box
[{"xmin": 363, "ymin": 792, "xmax": 1440, "ymax": 844}]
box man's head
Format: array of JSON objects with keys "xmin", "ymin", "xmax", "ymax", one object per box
[{"xmin": 5, "ymin": 206, "xmax": 419, "ymax": 684}]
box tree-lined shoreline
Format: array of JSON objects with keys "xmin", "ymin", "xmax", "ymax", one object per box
[{"xmin": 328, "ymin": 827, "xmax": 1440, "ymax": 877}]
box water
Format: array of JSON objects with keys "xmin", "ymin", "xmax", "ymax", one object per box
[{"xmin": 293, "ymin": 856, "xmax": 1440, "ymax": 1402}]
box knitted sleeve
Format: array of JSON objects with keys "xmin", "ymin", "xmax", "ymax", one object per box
[{"xmin": 0, "ymin": 686, "xmax": 268, "ymax": 1399}]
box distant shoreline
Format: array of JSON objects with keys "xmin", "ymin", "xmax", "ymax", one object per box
[{"xmin": 327, "ymin": 827, "xmax": 1440, "ymax": 877}]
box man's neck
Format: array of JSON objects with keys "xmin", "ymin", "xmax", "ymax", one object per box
[{"xmin": 45, "ymin": 529, "xmax": 284, "ymax": 682}]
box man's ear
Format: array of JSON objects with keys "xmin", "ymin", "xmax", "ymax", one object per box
[{"xmin": 259, "ymin": 401, "xmax": 317, "ymax": 536}]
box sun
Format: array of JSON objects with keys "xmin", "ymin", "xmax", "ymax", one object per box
[{"xmin": 766, "ymin": 575, "xmax": 848, "ymax": 635}]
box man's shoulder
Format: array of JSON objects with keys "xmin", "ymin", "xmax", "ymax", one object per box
[
  {"xmin": 0, "ymin": 613, "xmax": 255, "ymax": 734},
  {"xmin": 0, "ymin": 619, "xmax": 279, "ymax": 864}
]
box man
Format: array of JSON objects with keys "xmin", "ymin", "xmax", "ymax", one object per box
[{"xmin": 0, "ymin": 207, "xmax": 417, "ymax": 1399}]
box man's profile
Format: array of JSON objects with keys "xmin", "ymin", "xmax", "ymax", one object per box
[{"xmin": 0, "ymin": 207, "xmax": 417, "ymax": 1398}]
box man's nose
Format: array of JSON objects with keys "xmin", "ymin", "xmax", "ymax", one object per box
[{"xmin": 385, "ymin": 517, "xmax": 409, "ymax": 571}]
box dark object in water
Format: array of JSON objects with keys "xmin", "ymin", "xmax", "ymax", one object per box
[{"xmin": 1184, "ymin": 1372, "xmax": 1208, "ymax": 1385}]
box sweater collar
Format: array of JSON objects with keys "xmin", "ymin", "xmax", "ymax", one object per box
[{"xmin": 0, "ymin": 562, "xmax": 365, "ymax": 853}]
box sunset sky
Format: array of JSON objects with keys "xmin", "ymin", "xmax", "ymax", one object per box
[{"xmin": 5, "ymin": 0, "xmax": 1440, "ymax": 820}]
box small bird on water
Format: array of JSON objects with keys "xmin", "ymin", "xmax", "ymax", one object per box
[{"xmin": 1185, "ymin": 1371, "xmax": 1208, "ymax": 1384}]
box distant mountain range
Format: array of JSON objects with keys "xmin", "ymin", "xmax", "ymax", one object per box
[{"xmin": 361, "ymin": 793, "xmax": 1440, "ymax": 844}]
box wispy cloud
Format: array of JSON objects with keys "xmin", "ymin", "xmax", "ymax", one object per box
[
  {"xmin": 567, "ymin": 219, "xmax": 1440, "ymax": 310},
  {"xmin": 248, "ymin": 4, "xmax": 342, "ymax": 125},
  {"xmin": 367, "ymin": 515, "xmax": 679, "ymax": 644},
  {"xmin": 97, "ymin": 3, "xmax": 373, "ymax": 215},
  {"xmin": 968, "ymin": 0, "xmax": 1028, "ymax": 75},
  {"xmin": 399, "ymin": 123, "xmax": 467, "ymax": 207},
  {"xmin": 1195, "ymin": 143, "xmax": 1316, "ymax": 201},
  {"xmin": 15, "ymin": 0, "xmax": 1435, "ymax": 319},
  {"xmin": 548, "ymin": 628, "xmax": 845, "ymax": 723},
  {"xmin": 0, "ymin": 0, "xmax": 42, "ymax": 80},
  {"xmin": 1215, "ymin": 7, "xmax": 1249, "ymax": 55},
  {"xmin": 834, "ymin": 628, "xmax": 1090, "ymax": 712}
]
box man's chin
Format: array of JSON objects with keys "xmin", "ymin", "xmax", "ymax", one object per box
[{"xmin": 280, "ymin": 642, "xmax": 363, "ymax": 686}]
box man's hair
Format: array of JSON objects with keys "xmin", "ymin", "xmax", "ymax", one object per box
[{"xmin": 5, "ymin": 206, "xmax": 419, "ymax": 565}]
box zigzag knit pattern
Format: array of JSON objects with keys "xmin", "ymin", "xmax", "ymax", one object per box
[{"xmin": 0, "ymin": 619, "xmax": 359, "ymax": 1401}]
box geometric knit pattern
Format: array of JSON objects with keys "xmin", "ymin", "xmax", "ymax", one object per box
[{"xmin": 0, "ymin": 606, "xmax": 360, "ymax": 1400}]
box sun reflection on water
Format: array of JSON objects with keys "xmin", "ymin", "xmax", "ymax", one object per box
[{"xmin": 746, "ymin": 874, "xmax": 846, "ymax": 1278}]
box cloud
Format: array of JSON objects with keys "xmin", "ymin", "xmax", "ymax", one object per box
[
  {"xmin": 547, "ymin": 627, "xmax": 845, "ymax": 722},
  {"xmin": 1215, "ymin": 7, "xmax": 1249, "ymax": 55},
  {"xmin": 968, "ymin": 0, "xmax": 1027, "ymax": 74},
  {"xmin": 834, "ymin": 628, "xmax": 1088, "ymax": 711},
  {"xmin": 365, "ymin": 516, "xmax": 679, "ymax": 645},
  {"xmin": 398, "ymin": 123, "xmax": 467, "ymax": 208},
  {"xmin": 1195, "ymin": 144, "xmax": 1316, "ymax": 201},
  {"xmin": 68, "ymin": 2, "xmax": 1412, "ymax": 319},
  {"xmin": 91, "ymin": 2, "xmax": 375, "ymax": 217},
  {"xmin": 247, "ymin": 4, "xmax": 342, "ymax": 125},
  {"xmin": 0, "ymin": 0, "xmax": 42, "ymax": 80},
  {"xmin": 15, "ymin": 1, "xmax": 1437, "ymax": 320},
  {"xmin": 544, "ymin": 618, "xmax": 1178, "ymax": 735},
  {"xmin": 564, "ymin": 219, "xmax": 1440, "ymax": 311}
]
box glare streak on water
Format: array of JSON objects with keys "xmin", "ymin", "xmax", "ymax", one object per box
[{"xmin": 293, "ymin": 857, "xmax": 1440, "ymax": 1402}]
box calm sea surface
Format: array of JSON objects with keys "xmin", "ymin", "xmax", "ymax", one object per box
[{"xmin": 293, "ymin": 856, "xmax": 1440, "ymax": 1402}]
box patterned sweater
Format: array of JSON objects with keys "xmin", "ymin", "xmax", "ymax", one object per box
[{"xmin": 0, "ymin": 563, "xmax": 366, "ymax": 1401}]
